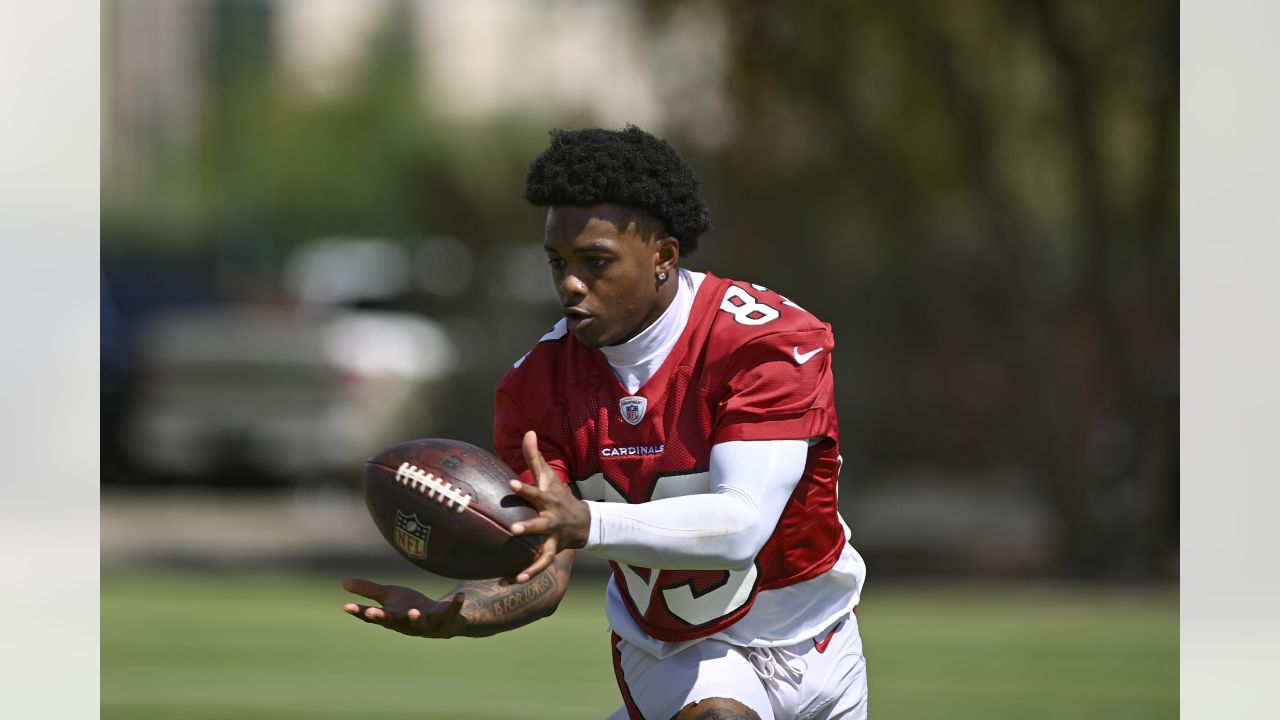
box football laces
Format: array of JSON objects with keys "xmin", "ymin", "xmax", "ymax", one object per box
[{"xmin": 394, "ymin": 462, "xmax": 473, "ymax": 512}]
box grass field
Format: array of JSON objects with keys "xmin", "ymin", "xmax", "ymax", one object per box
[{"xmin": 102, "ymin": 570, "xmax": 1177, "ymax": 719}]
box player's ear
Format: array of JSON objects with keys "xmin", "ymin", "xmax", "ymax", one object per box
[{"xmin": 655, "ymin": 235, "xmax": 679, "ymax": 278}]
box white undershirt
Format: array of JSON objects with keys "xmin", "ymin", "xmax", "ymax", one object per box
[{"xmin": 598, "ymin": 268, "xmax": 703, "ymax": 394}]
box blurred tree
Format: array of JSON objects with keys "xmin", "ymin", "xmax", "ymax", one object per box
[
  {"xmin": 112, "ymin": 1, "xmax": 553, "ymax": 264},
  {"xmin": 193, "ymin": 0, "xmax": 566, "ymax": 440},
  {"xmin": 650, "ymin": 0, "xmax": 1177, "ymax": 578}
]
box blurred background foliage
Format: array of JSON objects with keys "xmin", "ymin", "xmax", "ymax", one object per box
[{"xmin": 102, "ymin": 0, "xmax": 1177, "ymax": 581}]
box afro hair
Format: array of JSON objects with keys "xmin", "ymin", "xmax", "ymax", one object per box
[{"xmin": 523, "ymin": 126, "xmax": 712, "ymax": 255}]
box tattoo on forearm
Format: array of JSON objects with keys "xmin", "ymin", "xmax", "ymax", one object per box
[
  {"xmin": 485, "ymin": 572, "xmax": 555, "ymax": 619},
  {"xmin": 451, "ymin": 556, "xmax": 570, "ymax": 636}
]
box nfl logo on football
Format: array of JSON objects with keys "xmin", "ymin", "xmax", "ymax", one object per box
[
  {"xmin": 619, "ymin": 396, "xmax": 647, "ymax": 425},
  {"xmin": 394, "ymin": 510, "xmax": 430, "ymax": 559}
]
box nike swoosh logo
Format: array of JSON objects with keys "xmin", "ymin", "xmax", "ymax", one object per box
[
  {"xmin": 793, "ymin": 346, "xmax": 822, "ymax": 365},
  {"xmin": 813, "ymin": 621, "xmax": 843, "ymax": 653}
]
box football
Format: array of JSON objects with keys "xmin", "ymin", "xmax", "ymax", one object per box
[{"xmin": 362, "ymin": 438, "xmax": 544, "ymax": 579}]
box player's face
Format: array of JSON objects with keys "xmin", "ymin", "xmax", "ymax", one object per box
[{"xmin": 544, "ymin": 204, "xmax": 679, "ymax": 348}]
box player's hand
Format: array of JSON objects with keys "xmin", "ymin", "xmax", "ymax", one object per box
[
  {"xmin": 341, "ymin": 578, "xmax": 468, "ymax": 638},
  {"xmin": 508, "ymin": 430, "xmax": 591, "ymax": 583}
]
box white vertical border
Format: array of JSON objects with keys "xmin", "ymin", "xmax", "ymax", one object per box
[
  {"xmin": 1182, "ymin": 0, "xmax": 1280, "ymax": 717},
  {"xmin": 0, "ymin": 1, "xmax": 1271, "ymax": 716},
  {"xmin": 0, "ymin": 2, "xmax": 101, "ymax": 717}
]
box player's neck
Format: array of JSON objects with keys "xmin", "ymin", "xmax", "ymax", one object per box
[
  {"xmin": 599, "ymin": 269, "xmax": 695, "ymax": 391},
  {"xmin": 617, "ymin": 270, "xmax": 680, "ymax": 345}
]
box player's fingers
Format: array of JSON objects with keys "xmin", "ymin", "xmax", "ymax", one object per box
[
  {"xmin": 515, "ymin": 537, "xmax": 558, "ymax": 584},
  {"xmin": 510, "ymin": 515, "xmax": 554, "ymax": 536},
  {"xmin": 434, "ymin": 593, "xmax": 466, "ymax": 620},
  {"xmin": 413, "ymin": 594, "xmax": 465, "ymax": 629},
  {"xmin": 341, "ymin": 577, "xmax": 387, "ymax": 602},
  {"xmin": 344, "ymin": 603, "xmax": 381, "ymax": 624},
  {"xmin": 509, "ymin": 479, "xmax": 548, "ymax": 506},
  {"xmin": 521, "ymin": 431, "xmax": 557, "ymax": 492},
  {"xmin": 521, "ymin": 430, "xmax": 543, "ymax": 467}
]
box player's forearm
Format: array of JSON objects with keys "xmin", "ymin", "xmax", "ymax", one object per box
[
  {"xmin": 582, "ymin": 440, "xmax": 807, "ymax": 570},
  {"xmin": 584, "ymin": 492, "xmax": 764, "ymax": 569},
  {"xmin": 447, "ymin": 550, "xmax": 574, "ymax": 637}
]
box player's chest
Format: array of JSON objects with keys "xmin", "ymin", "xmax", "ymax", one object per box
[{"xmin": 565, "ymin": 366, "xmax": 716, "ymax": 503}]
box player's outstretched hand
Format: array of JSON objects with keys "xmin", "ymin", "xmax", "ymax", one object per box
[
  {"xmin": 341, "ymin": 578, "xmax": 468, "ymax": 638},
  {"xmin": 508, "ymin": 430, "xmax": 591, "ymax": 583}
]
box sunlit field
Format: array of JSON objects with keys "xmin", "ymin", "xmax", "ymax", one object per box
[{"xmin": 102, "ymin": 571, "xmax": 1176, "ymax": 719}]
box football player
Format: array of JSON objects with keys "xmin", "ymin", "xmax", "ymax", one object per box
[{"xmin": 344, "ymin": 126, "xmax": 868, "ymax": 720}]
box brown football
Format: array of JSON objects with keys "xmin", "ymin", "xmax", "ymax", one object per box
[{"xmin": 363, "ymin": 438, "xmax": 544, "ymax": 579}]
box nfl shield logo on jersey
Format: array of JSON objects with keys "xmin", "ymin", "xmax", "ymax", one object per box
[
  {"xmin": 394, "ymin": 510, "xmax": 430, "ymax": 559},
  {"xmin": 619, "ymin": 395, "xmax": 648, "ymax": 425}
]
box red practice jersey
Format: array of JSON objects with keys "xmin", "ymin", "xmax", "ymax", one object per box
[{"xmin": 494, "ymin": 272, "xmax": 845, "ymax": 643}]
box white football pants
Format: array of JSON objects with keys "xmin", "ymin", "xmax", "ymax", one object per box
[{"xmin": 607, "ymin": 610, "xmax": 867, "ymax": 720}]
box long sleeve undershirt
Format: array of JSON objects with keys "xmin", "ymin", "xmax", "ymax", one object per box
[{"xmin": 582, "ymin": 439, "xmax": 809, "ymax": 570}]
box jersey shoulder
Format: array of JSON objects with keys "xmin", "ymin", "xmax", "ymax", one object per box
[
  {"xmin": 498, "ymin": 319, "xmax": 570, "ymax": 397},
  {"xmin": 496, "ymin": 318, "xmax": 602, "ymax": 411},
  {"xmin": 705, "ymin": 275, "xmax": 833, "ymax": 347},
  {"xmin": 701, "ymin": 276, "xmax": 840, "ymax": 444},
  {"xmin": 509, "ymin": 318, "xmax": 570, "ymax": 370}
]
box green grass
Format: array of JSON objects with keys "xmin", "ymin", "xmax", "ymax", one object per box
[
  {"xmin": 859, "ymin": 583, "xmax": 1178, "ymax": 719},
  {"xmin": 102, "ymin": 571, "xmax": 1177, "ymax": 719}
]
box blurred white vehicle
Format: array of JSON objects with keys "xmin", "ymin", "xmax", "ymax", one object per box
[{"xmin": 124, "ymin": 306, "xmax": 457, "ymax": 483}]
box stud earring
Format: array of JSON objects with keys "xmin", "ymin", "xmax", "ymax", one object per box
[{"xmin": 658, "ymin": 272, "xmax": 668, "ymax": 282}]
